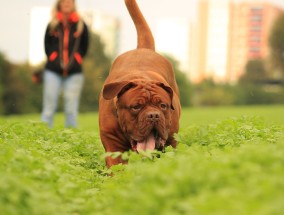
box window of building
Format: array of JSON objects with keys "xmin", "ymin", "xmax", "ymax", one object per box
[
  {"xmin": 251, "ymin": 25, "xmax": 262, "ymax": 32},
  {"xmin": 250, "ymin": 46, "xmax": 261, "ymax": 52},
  {"xmin": 250, "ymin": 36, "xmax": 261, "ymax": 42},
  {"xmin": 251, "ymin": 15, "xmax": 262, "ymax": 22},
  {"xmin": 251, "ymin": 6, "xmax": 263, "ymax": 11}
]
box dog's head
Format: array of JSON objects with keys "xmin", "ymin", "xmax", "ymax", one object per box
[{"xmin": 102, "ymin": 80, "xmax": 175, "ymax": 152}]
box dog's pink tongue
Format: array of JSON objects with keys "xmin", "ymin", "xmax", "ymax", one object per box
[{"xmin": 137, "ymin": 133, "xmax": 156, "ymax": 152}]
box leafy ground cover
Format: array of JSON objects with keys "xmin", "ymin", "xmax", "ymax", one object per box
[{"xmin": 0, "ymin": 106, "xmax": 284, "ymax": 214}]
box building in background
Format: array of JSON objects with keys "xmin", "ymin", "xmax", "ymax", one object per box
[
  {"xmin": 228, "ymin": 1, "xmax": 282, "ymax": 83},
  {"xmin": 28, "ymin": 7, "xmax": 119, "ymax": 66},
  {"xmin": 190, "ymin": 0, "xmax": 283, "ymax": 84},
  {"xmin": 155, "ymin": 18, "xmax": 191, "ymax": 77},
  {"xmin": 81, "ymin": 10, "xmax": 120, "ymax": 60},
  {"xmin": 30, "ymin": 2, "xmax": 283, "ymax": 83},
  {"xmin": 28, "ymin": 7, "xmax": 50, "ymax": 66},
  {"xmin": 190, "ymin": 0, "xmax": 230, "ymax": 83}
]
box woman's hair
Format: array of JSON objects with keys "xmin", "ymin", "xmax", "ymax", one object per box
[{"xmin": 49, "ymin": 0, "xmax": 84, "ymax": 36}]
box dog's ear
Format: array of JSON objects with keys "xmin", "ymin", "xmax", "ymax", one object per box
[
  {"xmin": 103, "ymin": 81, "xmax": 137, "ymax": 100},
  {"xmin": 156, "ymin": 82, "xmax": 175, "ymax": 110}
]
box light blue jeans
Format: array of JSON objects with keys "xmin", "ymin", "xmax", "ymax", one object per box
[{"xmin": 41, "ymin": 70, "xmax": 84, "ymax": 128}]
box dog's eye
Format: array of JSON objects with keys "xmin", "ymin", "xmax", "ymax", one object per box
[
  {"xmin": 131, "ymin": 104, "xmax": 142, "ymax": 111},
  {"xmin": 160, "ymin": 103, "xmax": 168, "ymax": 110}
]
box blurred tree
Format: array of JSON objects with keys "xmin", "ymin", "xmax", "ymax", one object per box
[
  {"xmin": 163, "ymin": 54, "xmax": 192, "ymax": 107},
  {"xmin": 238, "ymin": 59, "xmax": 284, "ymax": 105},
  {"xmin": 192, "ymin": 80, "xmax": 236, "ymax": 106},
  {"xmin": 0, "ymin": 53, "xmax": 8, "ymax": 114},
  {"xmin": 17, "ymin": 63, "xmax": 43, "ymax": 113},
  {"xmin": 239, "ymin": 59, "xmax": 267, "ymax": 84},
  {"xmin": 269, "ymin": 12, "xmax": 284, "ymax": 79},
  {"xmin": 1, "ymin": 61, "xmax": 27, "ymax": 115},
  {"xmin": 80, "ymin": 32, "xmax": 112, "ymax": 112}
]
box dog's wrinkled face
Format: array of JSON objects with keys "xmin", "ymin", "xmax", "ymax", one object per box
[{"xmin": 114, "ymin": 81, "xmax": 174, "ymax": 152}]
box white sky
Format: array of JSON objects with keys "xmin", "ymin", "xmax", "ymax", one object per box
[{"xmin": 0, "ymin": 0, "xmax": 283, "ymax": 63}]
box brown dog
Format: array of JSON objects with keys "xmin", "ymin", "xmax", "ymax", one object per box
[{"xmin": 99, "ymin": 0, "xmax": 181, "ymax": 168}]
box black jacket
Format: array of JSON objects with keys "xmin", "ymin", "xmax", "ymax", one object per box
[{"xmin": 44, "ymin": 20, "xmax": 89, "ymax": 77}]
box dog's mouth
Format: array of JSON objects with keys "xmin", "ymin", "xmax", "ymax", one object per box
[{"xmin": 130, "ymin": 129, "xmax": 166, "ymax": 153}]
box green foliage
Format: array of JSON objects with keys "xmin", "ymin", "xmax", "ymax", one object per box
[
  {"xmin": 179, "ymin": 105, "xmax": 284, "ymax": 128},
  {"xmin": 239, "ymin": 59, "xmax": 267, "ymax": 84},
  {"xmin": 97, "ymin": 117, "xmax": 284, "ymax": 215},
  {"xmin": 0, "ymin": 52, "xmax": 43, "ymax": 115},
  {"xmin": 192, "ymin": 80, "xmax": 236, "ymax": 106},
  {"xmin": 175, "ymin": 68, "xmax": 192, "ymax": 107},
  {"xmin": 0, "ymin": 121, "xmax": 106, "ymax": 215},
  {"xmin": 0, "ymin": 52, "xmax": 8, "ymax": 114},
  {"xmin": 1, "ymin": 110, "xmax": 284, "ymax": 215},
  {"xmin": 0, "ymin": 56, "xmax": 29, "ymax": 115},
  {"xmin": 80, "ymin": 32, "xmax": 112, "ymax": 112},
  {"xmin": 189, "ymin": 57, "xmax": 283, "ymax": 107},
  {"xmin": 163, "ymin": 54, "xmax": 192, "ymax": 107},
  {"xmin": 191, "ymin": 79, "xmax": 284, "ymax": 106},
  {"xmin": 269, "ymin": 12, "xmax": 284, "ymax": 77},
  {"xmin": 177, "ymin": 116, "xmax": 281, "ymax": 148},
  {"xmin": 237, "ymin": 84, "xmax": 284, "ymax": 105},
  {"xmin": 13, "ymin": 63, "xmax": 43, "ymax": 114}
]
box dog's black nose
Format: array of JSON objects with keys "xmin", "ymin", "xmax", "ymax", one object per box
[{"xmin": 147, "ymin": 111, "xmax": 160, "ymax": 122}]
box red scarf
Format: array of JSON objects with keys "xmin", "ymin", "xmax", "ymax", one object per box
[{"xmin": 56, "ymin": 12, "xmax": 80, "ymax": 23}]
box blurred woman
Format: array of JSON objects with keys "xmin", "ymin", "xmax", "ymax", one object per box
[{"xmin": 42, "ymin": 0, "xmax": 89, "ymax": 128}]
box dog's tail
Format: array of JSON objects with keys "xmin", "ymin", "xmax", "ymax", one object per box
[{"xmin": 125, "ymin": 0, "xmax": 155, "ymax": 50}]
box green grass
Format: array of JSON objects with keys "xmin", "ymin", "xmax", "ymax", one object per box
[
  {"xmin": 180, "ymin": 105, "xmax": 284, "ymax": 128},
  {"xmin": 0, "ymin": 105, "xmax": 284, "ymax": 214},
  {"xmin": 1, "ymin": 105, "xmax": 284, "ymax": 130}
]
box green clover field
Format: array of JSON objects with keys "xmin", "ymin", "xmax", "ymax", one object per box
[{"xmin": 1, "ymin": 105, "xmax": 284, "ymax": 215}]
